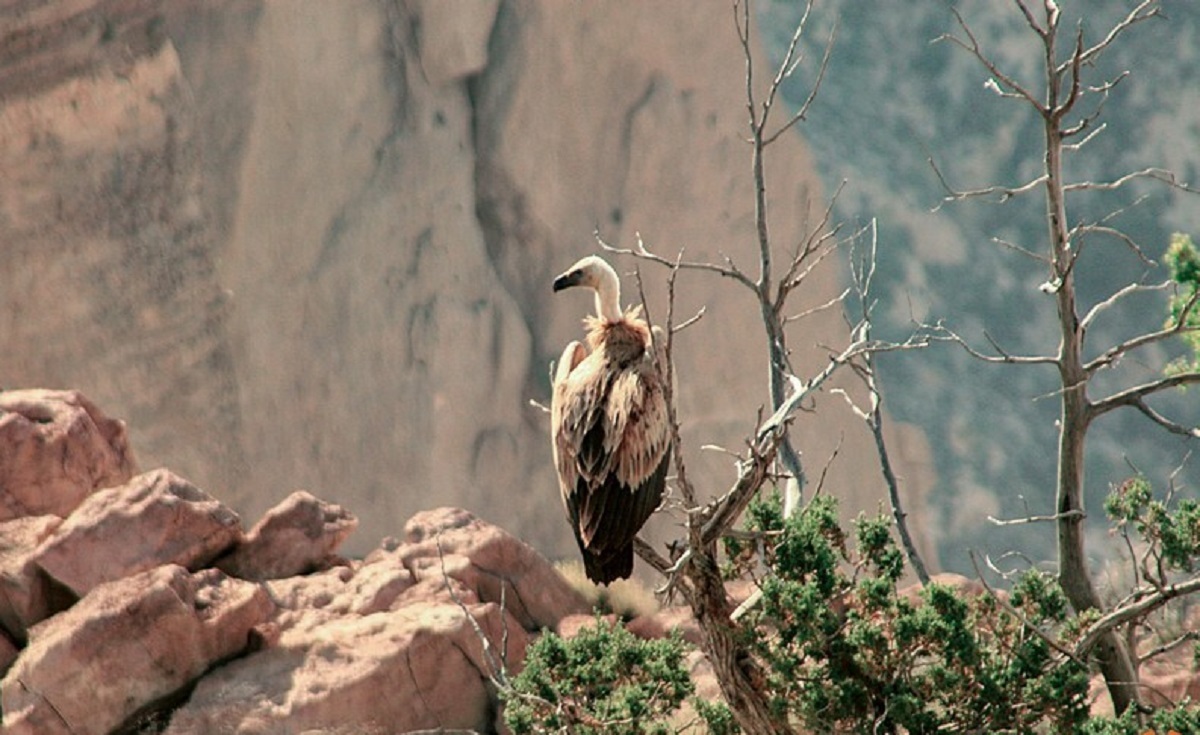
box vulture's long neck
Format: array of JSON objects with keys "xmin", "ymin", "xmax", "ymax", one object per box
[{"xmin": 593, "ymin": 266, "xmax": 623, "ymax": 324}]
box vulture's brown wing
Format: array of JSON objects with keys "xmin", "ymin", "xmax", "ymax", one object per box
[{"xmin": 552, "ymin": 336, "xmax": 670, "ymax": 582}]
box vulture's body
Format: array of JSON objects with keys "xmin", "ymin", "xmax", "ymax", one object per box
[{"xmin": 551, "ymin": 256, "xmax": 671, "ymax": 584}]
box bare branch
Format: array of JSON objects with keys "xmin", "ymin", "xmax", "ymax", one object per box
[
  {"xmin": 761, "ymin": 0, "xmax": 813, "ymax": 120},
  {"xmin": 1128, "ymin": 398, "xmax": 1200, "ymax": 439},
  {"xmin": 987, "ymin": 509, "xmax": 1084, "ymax": 527},
  {"xmin": 1052, "ymin": 22, "xmax": 1086, "ymax": 122},
  {"xmin": 596, "ymin": 230, "xmax": 758, "ymax": 292},
  {"xmin": 1080, "ymin": 280, "xmax": 1169, "ymax": 332},
  {"xmin": 1012, "ymin": 0, "xmax": 1048, "ymax": 39},
  {"xmin": 1076, "ymin": 576, "xmax": 1200, "ymax": 659},
  {"xmin": 928, "ymin": 154, "xmax": 1048, "ymax": 207},
  {"xmin": 764, "ymin": 21, "xmax": 837, "ymax": 146},
  {"xmin": 785, "ymin": 287, "xmax": 851, "ymax": 325},
  {"xmin": 931, "ymin": 323, "xmax": 1058, "ymax": 366},
  {"xmin": 1064, "ymin": 167, "xmax": 1199, "ymax": 194},
  {"xmin": 672, "ymin": 305, "xmax": 707, "ymax": 334},
  {"xmin": 1139, "ymin": 630, "xmax": 1200, "ymax": 665},
  {"xmin": 633, "ymin": 536, "xmax": 677, "ymax": 579},
  {"xmin": 775, "ymin": 181, "xmax": 847, "ymax": 308},
  {"xmin": 1091, "ymin": 371, "xmax": 1200, "ymax": 420},
  {"xmin": 1062, "ymin": 121, "xmax": 1107, "ymax": 151},
  {"xmin": 935, "ymin": 7, "xmax": 1044, "ymax": 113},
  {"xmin": 436, "ymin": 533, "xmax": 509, "ymax": 688},
  {"xmin": 992, "ymin": 236, "xmax": 1051, "ymax": 265},
  {"xmin": 1085, "ymin": 286, "xmax": 1200, "ymax": 373},
  {"xmin": 1068, "ymin": 0, "xmax": 1160, "ymax": 70}
]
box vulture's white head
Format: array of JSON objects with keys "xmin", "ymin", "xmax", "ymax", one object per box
[{"xmin": 553, "ymin": 255, "xmax": 622, "ymax": 323}]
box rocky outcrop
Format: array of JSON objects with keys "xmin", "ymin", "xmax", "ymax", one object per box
[
  {"xmin": 31, "ymin": 469, "xmax": 243, "ymax": 597},
  {"xmin": 2, "ymin": 566, "xmax": 272, "ymax": 735},
  {"xmin": 215, "ymin": 490, "xmax": 356, "ymax": 582},
  {"xmin": 0, "ymin": 390, "xmax": 136, "ymax": 521},
  {"xmin": 0, "ymin": 390, "xmax": 591, "ymax": 734}
]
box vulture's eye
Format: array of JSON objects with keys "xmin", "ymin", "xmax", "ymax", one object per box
[{"xmin": 571, "ymin": 269, "xmax": 582, "ymax": 278}]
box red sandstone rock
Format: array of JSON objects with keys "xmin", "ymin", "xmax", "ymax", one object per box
[
  {"xmin": 0, "ymin": 515, "xmax": 69, "ymax": 643},
  {"xmin": 165, "ymin": 600, "xmax": 528, "ymax": 734},
  {"xmin": 0, "ymin": 389, "xmax": 136, "ymax": 522},
  {"xmin": 0, "ymin": 628, "xmax": 17, "ymax": 677},
  {"xmin": 216, "ymin": 490, "xmax": 357, "ymax": 581},
  {"xmin": 0, "ymin": 564, "xmax": 273, "ymax": 735},
  {"xmin": 399, "ymin": 507, "xmax": 590, "ymax": 631},
  {"xmin": 31, "ymin": 469, "xmax": 243, "ymax": 597},
  {"xmin": 628, "ymin": 605, "xmax": 702, "ymax": 646}
]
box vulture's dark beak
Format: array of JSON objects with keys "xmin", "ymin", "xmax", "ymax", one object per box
[{"xmin": 553, "ymin": 270, "xmax": 583, "ymax": 292}]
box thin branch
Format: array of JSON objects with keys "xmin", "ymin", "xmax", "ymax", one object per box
[
  {"xmin": 992, "ymin": 236, "xmax": 1052, "ymax": 265},
  {"xmin": 1079, "ymin": 280, "xmax": 1170, "ymax": 332},
  {"xmin": 1091, "ymin": 370, "xmax": 1200, "ymax": 420},
  {"xmin": 987, "ymin": 509, "xmax": 1084, "ymax": 527},
  {"xmin": 1076, "ymin": 576, "xmax": 1200, "ymax": 659},
  {"xmin": 1062, "ymin": 121, "xmax": 1107, "ymax": 151},
  {"xmin": 1070, "ymin": 224, "xmax": 1154, "ymax": 268},
  {"xmin": 672, "ymin": 305, "xmax": 707, "ymax": 334},
  {"xmin": 1069, "ymin": 0, "xmax": 1160, "ymax": 70},
  {"xmin": 1064, "ymin": 167, "xmax": 1199, "ymax": 194},
  {"xmin": 1085, "ymin": 286, "xmax": 1200, "ymax": 373},
  {"xmin": 784, "ymin": 287, "xmax": 851, "ymax": 325},
  {"xmin": 931, "ymin": 323, "xmax": 1058, "ymax": 366},
  {"xmin": 436, "ymin": 533, "xmax": 509, "ymax": 688},
  {"xmin": 761, "ymin": 0, "xmax": 814, "ymax": 119},
  {"xmin": 1128, "ymin": 398, "xmax": 1200, "ymax": 439},
  {"xmin": 596, "ymin": 230, "xmax": 757, "ymax": 292},
  {"xmin": 935, "ymin": 7, "xmax": 1044, "ymax": 113},
  {"xmin": 1138, "ymin": 630, "xmax": 1199, "ymax": 665},
  {"xmin": 928, "ymin": 155, "xmax": 1048, "ymax": 207},
  {"xmin": 764, "ymin": 21, "xmax": 837, "ymax": 146}
]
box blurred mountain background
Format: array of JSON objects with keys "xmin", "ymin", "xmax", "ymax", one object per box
[{"xmin": 761, "ymin": 0, "xmax": 1200, "ymax": 570}]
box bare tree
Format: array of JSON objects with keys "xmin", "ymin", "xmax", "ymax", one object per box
[
  {"xmin": 933, "ymin": 0, "xmax": 1200, "ymax": 714},
  {"xmin": 597, "ymin": 2, "xmax": 929, "ymax": 732}
]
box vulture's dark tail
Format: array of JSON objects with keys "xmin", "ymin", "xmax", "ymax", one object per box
[{"xmin": 583, "ymin": 543, "xmax": 634, "ymax": 586}]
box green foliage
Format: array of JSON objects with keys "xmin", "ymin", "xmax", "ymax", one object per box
[
  {"xmin": 746, "ymin": 493, "xmax": 1091, "ymax": 733},
  {"xmin": 1106, "ymin": 476, "xmax": 1200, "ymax": 573},
  {"xmin": 692, "ymin": 697, "xmax": 740, "ymax": 735},
  {"xmin": 1165, "ymin": 232, "xmax": 1200, "ymax": 376},
  {"xmin": 502, "ymin": 615, "xmax": 694, "ymax": 735},
  {"xmin": 1081, "ymin": 699, "xmax": 1200, "ymax": 734}
]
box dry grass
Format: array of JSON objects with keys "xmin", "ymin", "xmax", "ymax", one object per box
[{"xmin": 554, "ymin": 559, "xmax": 660, "ymax": 620}]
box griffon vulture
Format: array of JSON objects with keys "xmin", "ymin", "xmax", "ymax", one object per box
[{"xmin": 550, "ymin": 255, "xmax": 671, "ymax": 584}]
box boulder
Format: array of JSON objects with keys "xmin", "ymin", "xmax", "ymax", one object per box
[
  {"xmin": 0, "ymin": 515, "xmax": 70, "ymax": 643},
  {"xmin": 31, "ymin": 469, "xmax": 243, "ymax": 597},
  {"xmin": 0, "ymin": 389, "xmax": 136, "ymax": 522},
  {"xmin": 0, "ymin": 565, "xmax": 273, "ymax": 735},
  {"xmin": 399, "ymin": 507, "xmax": 590, "ymax": 631},
  {"xmin": 165, "ymin": 600, "xmax": 528, "ymax": 734},
  {"xmin": 0, "ymin": 628, "xmax": 17, "ymax": 677},
  {"xmin": 216, "ymin": 490, "xmax": 357, "ymax": 581}
]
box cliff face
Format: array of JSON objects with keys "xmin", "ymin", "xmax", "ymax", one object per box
[{"xmin": 1, "ymin": 0, "xmax": 933, "ymax": 562}]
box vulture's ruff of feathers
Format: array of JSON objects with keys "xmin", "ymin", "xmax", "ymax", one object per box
[{"xmin": 551, "ymin": 256, "xmax": 671, "ymax": 584}]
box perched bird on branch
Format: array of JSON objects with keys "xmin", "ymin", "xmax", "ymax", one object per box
[{"xmin": 550, "ymin": 255, "xmax": 671, "ymax": 584}]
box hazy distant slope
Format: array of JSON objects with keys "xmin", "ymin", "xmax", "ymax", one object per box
[{"xmin": 762, "ymin": 0, "xmax": 1200, "ymax": 567}]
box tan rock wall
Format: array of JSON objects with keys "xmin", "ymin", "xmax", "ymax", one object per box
[{"xmin": 1, "ymin": 0, "xmax": 935, "ymax": 566}]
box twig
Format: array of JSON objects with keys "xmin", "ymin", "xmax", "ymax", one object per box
[
  {"xmin": 1138, "ymin": 630, "xmax": 1199, "ymax": 665},
  {"xmin": 1076, "ymin": 576, "xmax": 1200, "ymax": 659},
  {"xmin": 987, "ymin": 509, "xmax": 1084, "ymax": 526},
  {"xmin": 436, "ymin": 533, "xmax": 509, "ymax": 688}
]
